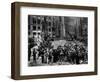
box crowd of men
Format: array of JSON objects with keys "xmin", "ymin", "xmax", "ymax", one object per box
[{"xmin": 28, "ymin": 40, "xmax": 88, "ymax": 66}]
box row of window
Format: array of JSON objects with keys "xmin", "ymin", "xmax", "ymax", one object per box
[
  {"xmin": 32, "ymin": 26, "xmax": 52, "ymax": 32},
  {"xmin": 28, "ymin": 31, "xmax": 41, "ymax": 36},
  {"xmin": 28, "ymin": 26, "xmax": 41, "ymax": 30},
  {"xmin": 33, "ymin": 32, "xmax": 41, "ymax": 36},
  {"xmin": 33, "ymin": 26, "xmax": 41, "ymax": 30},
  {"xmin": 28, "ymin": 25, "xmax": 55, "ymax": 33},
  {"xmin": 33, "ymin": 18, "xmax": 41, "ymax": 24},
  {"xmin": 32, "ymin": 18, "xmax": 52, "ymax": 26}
]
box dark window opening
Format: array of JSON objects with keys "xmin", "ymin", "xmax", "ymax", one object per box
[
  {"xmin": 52, "ymin": 27, "xmax": 55, "ymax": 32},
  {"xmin": 38, "ymin": 26, "xmax": 40, "ymax": 30},
  {"xmin": 49, "ymin": 28, "xmax": 51, "ymax": 32},
  {"xmin": 37, "ymin": 19, "xmax": 41, "ymax": 24},
  {"xmin": 28, "ymin": 31, "xmax": 30, "ymax": 35},
  {"xmin": 33, "ymin": 26, "xmax": 36, "ymax": 30},
  {"xmin": 38, "ymin": 33, "xmax": 40, "ymax": 35},
  {"xmin": 33, "ymin": 32, "xmax": 36, "ymax": 35},
  {"xmin": 49, "ymin": 22, "xmax": 51, "ymax": 26},
  {"xmin": 32, "ymin": 18, "xmax": 36, "ymax": 24}
]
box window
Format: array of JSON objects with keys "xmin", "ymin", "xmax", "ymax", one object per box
[
  {"xmin": 33, "ymin": 26, "xmax": 36, "ymax": 30},
  {"xmin": 49, "ymin": 17, "xmax": 51, "ymax": 20},
  {"xmin": 38, "ymin": 33, "xmax": 40, "ymax": 35},
  {"xmin": 32, "ymin": 18, "xmax": 36, "ymax": 24},
  {"xmin": 37, "ymin": 19, "xmax": 41, "ymax": 24},
  {"xmin": 49, "ymin": 28, "xmax": 51, "ymax": 32},
  {"xmin": 38, "ymin": 26, "xmax": 40, "ymax": 30},
  {"xmin": 28, "ymin": 31, "xmax": 30, "ymax": 35},
  {"xmin": 49, "ymin": 22, "xmax": 51, "ymax": 26},
  {"xmin": 52, "ymin": 27, "xmax": 55, "ymax": 32},
  {"xmin": 33, "ymin": 32, "xmax": 36, "ymax": 35}
]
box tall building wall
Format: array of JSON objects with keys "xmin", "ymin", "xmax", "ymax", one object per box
[{"xmin": 28, "ymin": 15, "xmax": 88, "ymax": 41}]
